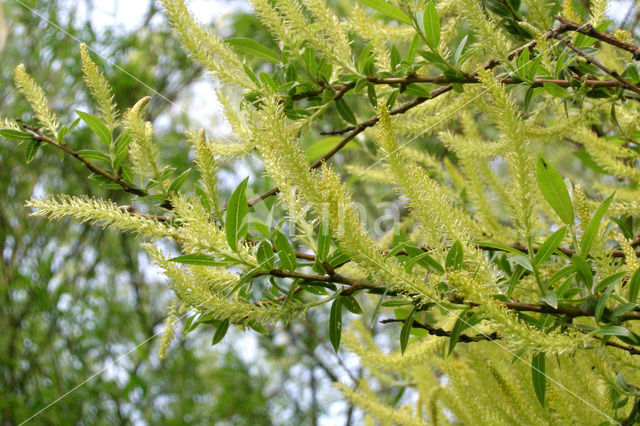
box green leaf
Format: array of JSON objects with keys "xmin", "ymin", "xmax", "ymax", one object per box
[
  {"xmin": 445, "ymin": 240, "xmax": 463, "ymax": 270},
  {"xmin": 75, "ymin": 110, "xmax": 111, "ymax": 146},
  {"xmin": 531, "ymin": 352, "xmax": 546, "ymax": 407},
  {"xmin": 211, "ymin": 320, "xmax": 230, "ymax": 346},
  {"xmin": 225, "ymin": 177, "xmax": 249, "ymax": 252},
  {"xmin": 25, "ymin": 140, "xmax": 41, "ymax": 163},
  {"xmin": 408, "ymin": 33, "xmax": 419, "ymax": 63},
  {"xmin": 272, "ymin": 230, "xmax": 297, "ymax": 270},
  {"xmin": 422, "ymin": 1, "xmax": 440, "ymax": 50},
  {"xmin": 611, "ymin": 303, "xmax": 637, "ymax": 319},
  {"xmin": 341, "ymin": 295, "xmax": 363, "ymax": 314},
  {"xmin": 595, "ymin": 283, "xmax": 616, "ymax": 322},
  {"xmin": 448, "ymin": 311, "xmax": 481, "ymax": 355},
  {"xmin": 454, "ymin": 35, "xmax": 469, "ymax": 65},
  {"xmin": 256, "ymin": 240, "xmax": 275, "ymax": 270},
  {"xmin": 534, "ymin": 226, "xmax": 567, "ymax": 266},
  {"xmin": 225, "ymin": 38, "xmax": 280, "ymax": 63},
  {"xmin": 405, "ymin": 251, "xmax": 444, "ymax": 274},
  {"xmin": 317, "ymin": 221, "xmax": 332, "ymax": 261},
  {"xmin": 403, "ymin": 84, "xmax": 434, "ymax": 98},
  {"xmin": 370, "ymin": 289, "xmax": 388, "ymax": 328},
  {"xmin": 306, "ymin": 136, "xmax": 359, "ymax": 162},
  {"xmin": 168, "ymin": 168, "xmax": 191, "ymax": 193},
  {"xmin": 169, "ymin": 254, "xmax": 231, "ymax": 267},
  {"xmin": 474, "ymin": 241, "xmax": 527, "ymax": 256},
  {"xmin": 543, "ymin": 82, "xmax": 570, "ymax": 98},
  {"xmin": 541, "ymin": 292, "xmax": 558, "ymax": 309},
  {"xmin": 597, "ymin": 326, "xmax": 630, "ymax": 336},
  {"xmin": 511, "ymin": 255, "xmax": 533, "ymax": 272},
  {"xmin": 616, "ymin": 373, "xmax": 636, "ymax": 395},
  {"xmin": 327, "ymin": 248, "xmax": 352, "ymax": 268},
  {"xmin": 628, "ymin": 268, "xmax": 640, "ymax": 303},
  {"xmin": 329, "ymin": 298, "xmax": 343, "ymax": 352},
  {"xmin": 335, "ymin": 98, "xmax": 357, "ymax": 125},
  {"xmin": 77, "ymin": 149, "xmax": 111, "ymax": 163},
  {"xmin": 400, "ymin": 306, "xmax": 417, "ymax": 354},
  {"xmin": 580, "ymin": 193, "xmax": 614, "ymax": 256},
  {"xmin": 570, "ymin": 254, "xmax": 593, "ymax": 287},
  {"xmin": 0, "ymin": 128, "xmax": 32, "ymax": 141},
  {"xmin": 592, "ymin": 271, "xmax": 626, "ymax": 294},
  {"xmin": 357, "ymin": 0, "xmax": 412, "ymax": 24},
  {"xmin": 536, "ymin": 156, "xmax": 574, "ymax": 225},
  {"xmin": 113, "ymin": 131, "xmax": 131, "ymax": 171}
]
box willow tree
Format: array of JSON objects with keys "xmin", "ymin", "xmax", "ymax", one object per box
[{"xmin": 6, "ymin": 0, "xmax": 640, "ymax": 423}]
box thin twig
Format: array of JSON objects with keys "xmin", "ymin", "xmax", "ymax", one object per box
[
  {"xmin": 555, "ymin": 16, "xmax": 640, "ymax": 60},
  {"xmin": 380, "ymin": 318, "xmax": 500, "ymax": 342},
  {"xmin": 386, "ymin": 317, "xmax": 640, "ymax": 356},
  {"xmin": 553, "ymin": 35, "xmax": 640, "ymax": 96},
  {"xmin": 19, "ymin": 121, "xmax": 148, "ymax": 197}
]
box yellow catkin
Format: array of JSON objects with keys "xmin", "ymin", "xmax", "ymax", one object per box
[{"xmin": 158, "ymin": 299, "xmax": 180, "ymax": 360}]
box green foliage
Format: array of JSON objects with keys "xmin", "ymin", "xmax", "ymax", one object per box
[{"xmin": 8, "ymin": 0, "xmax": 640, "ymax": 423}]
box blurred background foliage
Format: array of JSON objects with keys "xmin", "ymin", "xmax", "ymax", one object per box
[{"xmin": 0, "ymin": 1, "xmax": 361, "ymax": 424}]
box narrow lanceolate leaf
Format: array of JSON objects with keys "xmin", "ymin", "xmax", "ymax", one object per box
[
  {"xmin": 169, "ymin": 254, "xmax": 231, "ymax": 267},
  {"xmin": 341, "ymin": 295, "xmax": 363, "ymax": 314},
  {"xmin": 330, "ymin": 298, "xmax": 343, "ymax": 352},
  {"xmin": 75, "ymin": 110, "xmax": 111, "ymax": 146},
  {"xmin": 357, "ymin": 0, "xmax": 412, "ymax": 24},
  {"xmin": 272, "ymin": 229, "xmax": 297, "ymax": 271},
  {"xmin": 225, "ymin": 177, "xmax": 249, "ymax": 252},
  {"xmin": 211, "ymin": 320, "xmax": 230, "ymax": 346},
  {"xmin": 404, "ymin": 252, "xmax": 444, "ymax": 274},
  {"xmin": 536, "ymin": 156, "xmax": 573, "ymax": 225},
  {"xmin": 592, "ymin": 271, "xmax": 626, "ymax": 294},
  {"xmin": 628, "ymin": 268, "xmax": 640, "ymax": 303},
  {"xmin": 422, "ymin": 1, "xmax": 440, "ymax": 50},
  {"xmin": 445, "ymin": 241, "xmax": 464, "ymax": 270},
  {"xmin": 256, "ymin": 240, "xmax": 275, "ymax": 270},
  {"xmin": 571, "ymin": 254, "xmax": 593, "ymax": 288},
  {"xmin": 448, "ymin": 311, "xmax": 481, "ymax": 356},
  {"xmin": 543, "ymin": 82, "xmax": 570, "ymax": 98},
  {"xmin": 168, "ymin": 168, "xmax": 191, "ymax": 193},
  {"xmin": 531, "ymin": 352, "xmax": 546, "ymax": 407},
  {"xmin": 317, "ymin": 221, "xmax": 332, "ymax": 261},
  {"xmin": 400, "ymin": 306, "xmax": 417, "ymax": 354},
  {"xmin": 580, "ymin": 193, "xmax": 614, "ymax": 256},
  {"xmin": 335, "ymin": 98, "xmax": 357, "ymax": 125},
  {"xmin": 25, "ymin": 140, "xmax": 41, "ymax": 163},
  {"xmin": 0, "ymin": 129, "xmax": 33, "ymax": 141},
  {"xmin": 534, "ymin": 226, "xmax": 567, "ymax": 266},
  {"xmin": 595, "ymin": 283, "xmax": 616, "ymax": 322},
  {"xmin": 225, "ymin": 38, "xmax": 280, "ymax": 63}
]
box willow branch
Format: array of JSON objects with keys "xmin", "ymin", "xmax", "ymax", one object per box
[
  {"xmin": 385, "ymin": 317, "xmax": 640, "ymax": 356},
  {"xmin": 555, "ymin": 16, "xmax": 640, "ymax": 60},
  {"xmin": 249, "ymin": 23, "xmax": 577, "ymax": 207},
  {"xmin": 553, "ymin": 35, "xmax": 640, "ymax": 96},
  {"xmin": 19, "ymin": 121, "xmax": 148, "ymax": 197},
  {"xmin": 380, "ymin": 318, "xmax": 500, "ymax": 342},
  {"xmin": 255, "ymin": 266, "xmax": 640, "ymax": 321}
]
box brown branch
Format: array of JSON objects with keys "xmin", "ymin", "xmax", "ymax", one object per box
[
  {"xmin": 594, "ymin": 336, "xmax": 640, "ymax": 356},
  {"xmin": 380, "ymin": 318, "xmax": 500, "ymax": 342},
  {"xmin": 555, "ymin": 16, "xmax": 640, "ymax": 60},
  {"xmin": 19, "ymin": 121, "xmax": 148, "ymax": 197},
  {"xmin": 259, "ymin": 268, "xmax": 378, "ymax": 290},
  {"xmin": 119, "ymin": 205, "xmax": 169, "ymax": 222},
  {"xmin": 553, "ymin": 35, "xmax": 640, "ymax": 97},
  {"xmin": 384, "ymin": 317, "xmax": 640, "ymax": 356},
  {"xmin": 254, "ymin": 265, "xmax": 640, "ymax": 321},
  {"xmin": 248, "ymin": 22, "xmax": 580, "ymax": 207},
  {"xmin": 247, "ymin": 94, "xmax": 435, "ymax": 206},
  {"xmin": 369, "ymin": 75, "xmax": 623, "ymax": 88}
]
